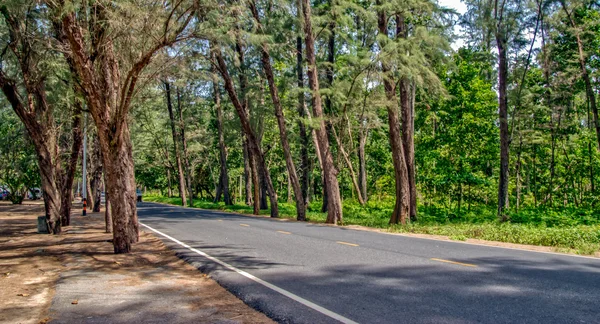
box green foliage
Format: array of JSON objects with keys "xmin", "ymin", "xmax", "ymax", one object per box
[{"xmin": 0, "ymin": 106, "xmax": 39, "ymax": 204}]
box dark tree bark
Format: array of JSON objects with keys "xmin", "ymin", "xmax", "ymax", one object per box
[
  {"xmin": 212, "ymin": 66, "xmax": 232, "ymax": 205},
  {"xmin": 495, "ymin": 1, "xmax": 510, "ymax": 220},
  {"xmin": 177, "ymin": 87, "xmax": 194, "ymax": 206},
  {"xmin": 90, "ymin": 133, "xmax": 103, "ymax": 213},
  {"xmin": 377, "ymin": 5, "xmax": 410, "ymax": 224},
  {"xmin": 249, "ymin": 1, "xmax": 307, "ymax": 221},
  {"xmin": 214, "ymin": 47, "xmax": 280, "ymax": 217},
  {"xmin": 165, "ymin": 81, "xmax": 188, "ymax": 207},
  {"xmin": 301, "ymin": 0, "xmax": 343, "ymax": 224}
]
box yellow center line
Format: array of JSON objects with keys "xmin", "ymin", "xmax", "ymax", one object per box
[
  {"xmin": 239, "ymin": 224, "xmax": 250, "ymax": 227},
  {"xmin": 217, "ymin": 220, "xmax": 223, "ymax": 222},
  {"xmin": 277, "ymin": 230, "xmax": 292, "ymax": 235},
  {"xmin": 336, "ymin": 241, "xmax": 359, "ymax": 247},
  {"xmin": 430, "ymin": 258, "xmax": 477, "ymax": 267}
]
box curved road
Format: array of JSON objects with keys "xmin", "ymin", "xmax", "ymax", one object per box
[{"xmin": 137, "ymin": 202, "xmax": 600, "ymax": 324}]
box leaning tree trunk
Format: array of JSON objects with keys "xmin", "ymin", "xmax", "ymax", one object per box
[
  {"xmin": 0, "ymin": 71, "xmax": 63, "ymax": 233},
  {"xmin": 301, "ymin": 0, "xmax": 343, "ymax": 224},
  {"xmin": 250, "ymin": 0, "xmax": 306, "ymax": 220},
  {"xmin": 165, "ymin": 81, "xmax": 187, "ymax": 207},
  {"xmin": 214, "ymin": 48, "xmax": 280, "ymax": 217}
]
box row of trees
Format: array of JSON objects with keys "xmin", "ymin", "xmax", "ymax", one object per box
[{"xmin": 1, "ymin": 0, "xmax": 599, "ymax": 253}]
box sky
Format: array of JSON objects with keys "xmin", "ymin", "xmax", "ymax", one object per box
[
  {"xmin": 438, "ymin": 0, "xmax": 468, "ymax": 49},
  {"xmin": 438, "ymin": 0, "xmax": 467, "ymax": 14}
]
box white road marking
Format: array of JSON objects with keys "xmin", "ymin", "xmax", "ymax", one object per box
[{"xmin": 140, "ymin": 222, "xmax": 359, "ymax": 324}]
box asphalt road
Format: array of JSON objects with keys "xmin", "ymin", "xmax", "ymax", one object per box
[{"xmin": 137, "ymin": 202, "xmax": 600, "ymax": 324}]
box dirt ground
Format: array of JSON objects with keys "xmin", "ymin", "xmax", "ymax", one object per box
[{"xmin": 0, "ymin": 201, "xmax": 273, "ymax": 324}]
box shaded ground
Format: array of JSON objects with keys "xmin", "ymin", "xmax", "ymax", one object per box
[{"xmin": 0, "ymin": 201, "xmax": 273, "ymax": 324}]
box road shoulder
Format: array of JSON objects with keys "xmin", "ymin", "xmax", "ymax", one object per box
[{"xmin": 0, "ymin": 201, "xmax": 273, "ymax": 324}]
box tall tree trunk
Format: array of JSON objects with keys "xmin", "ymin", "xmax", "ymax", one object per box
[
  {"xmin": 165, "ymin": 81, "xmax": 187, "ymax": 207},
  {"xmin": 212, "ymin": 69, "xmax": 232, "ymax": 205},
  {"xmin": 243, "ymin": 141, "xmax": 253, "ymax": 206},
  {"xmin": 60, "ymin": 109, "xmax": 83, "ymax": 226},
  {"xmin": 214, "ymin": 48, "xmax": 280, "ymax": 217},
  {"xmin": 495, "ymin": 6, "xmax": 510, "ymax": 220},
  {"xmin": 296, "ymin": 17, "xmax": 310, "ymax": 206},
  {"xmin": 378, "ymin": 6, "xmax": 410, "ymax": 224},
  {"xmin": 177, "ymin": 87, "xmax": 194, "ymax": 206},
  {"xmin": 397, "ymin": 15, "xmax": 417, "ymax": 221},
  {"xmin": 401, "ymin": 80, "xmax": 417, "ymax": 221},
  {"xmin": 249, "ymin": 1, "xmax": 307, "ymax": 221},
  {"xmin": 235, "ymin": 39, "xmax": 261, "ymax": 214},
  {"xmin": 301, "ymin": 0, "xmax": 343, "ymax": 224}
]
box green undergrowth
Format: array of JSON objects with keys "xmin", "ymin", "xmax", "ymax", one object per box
[{"xmin": 143, "ymin": 195, "xmax": 600, "ymax": 255}]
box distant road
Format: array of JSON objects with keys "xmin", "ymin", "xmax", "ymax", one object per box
[{"xmin": 138, "ymin": 202, "xmax": 600, "ymax": 324}]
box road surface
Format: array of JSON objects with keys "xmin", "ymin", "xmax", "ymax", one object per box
[{"xmin": 137, "ymin": 202, "xmax": 600, "ymax": 324}]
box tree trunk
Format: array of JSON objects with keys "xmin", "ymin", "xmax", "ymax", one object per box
[
  {"xmin": 243, "ymin": 140, "xmax": 253, "ymax": 206},
  {"xmin": 378, "ymin": 6, "xmax": 410, "ymax": 224},
  {"xmin": 165, "ymin": 81, "xmax": 187, "ymax": 207},
  {"xmin": 234, "ymin": 39, "xmax": 261, "ymax": 213},
  {"xmin": 177, "ymin": 87, "xmax": 194, "ymax": 206},
  {"xmin": 296, "ymin": 23, "xmax": 310, "ymax": 206},
  {"xmin": 401, "ymin": 79, "xmax": 417, "ymax": 221},
  {"xmin": 250, "ymin": 0, "xmax": 307, "ymax": 220},
  {"xmin": 496, "ymin": 25, "xmax": 510, "ymax": 221},
  {"xmin": 301, "ymin": 0, "xmax": 343, "ymax": 224},
  {"xmin": 213, "ymin": 70, "xmax": 232, "ymax": 205},
  {"xmin": 358, "ymin": 122, "xmax": 368, "ymax": 202},
  {"xmin": 214, "ymin": 48, "xmax": 279, "ymax": 217},
  {"xmin": 104, "ymin": 177, "xmax": 112, "ymax": 233},
  {"xmin": 60, "ymin": 110, "xmax": 83, "ymax": 226},
  {"xmin": 100, "ymin": 127, "xmax": 138, "ymax": 253},
  {"xmin": 90, "ymin": 136, "xmax": 103, "ymax": 213},
  {"xmin": 259, "ymin": 168, "xmax": 268, "ymax": 210},
  {"xmin": 0, "ymin": 71, "xmax": 63, "ymax": 233}
]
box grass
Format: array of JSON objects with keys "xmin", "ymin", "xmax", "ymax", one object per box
[{"xmin": 143, "ymin": 195, "xmax": 600, "ymax": 255}]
